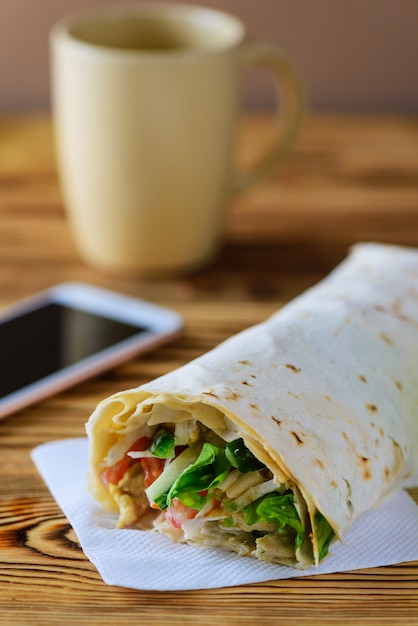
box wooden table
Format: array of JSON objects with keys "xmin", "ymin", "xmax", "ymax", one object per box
[{"xmin": 1, "ymin": 113, "xmax": 418, "ymax": 625}]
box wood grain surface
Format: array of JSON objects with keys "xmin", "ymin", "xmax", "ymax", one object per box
[{"xmin": 0, "ymin": 113, "xmax": 418, "ymax": 626}]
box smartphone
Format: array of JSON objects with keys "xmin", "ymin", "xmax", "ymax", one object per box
[{"xmin": 0, "ymin": 283, "xmax": 183, "ymax": 420}]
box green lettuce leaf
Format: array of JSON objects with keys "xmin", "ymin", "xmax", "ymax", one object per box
[
  {"xmin": 243, "ymin": 492, "xmax": 305, "ymax": 551},
  {"xmin": 314, "ymin": 510, "xmax": 335, "ymax": 560},
  {"xmin": 167, "ymin": 442, "xmax": 231, "ymax": 510},
  {"xmin": 149, "ymin": 427, "xmax": 176, "ymax": 459},
  {"xmin": 225, "ymin": 438, "xmax": 265, "ymax": 473}
]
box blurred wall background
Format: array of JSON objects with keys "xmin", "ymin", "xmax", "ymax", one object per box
[{"xmin": 1, "ymin": 0, "xmax": 417, "ymax": 113}]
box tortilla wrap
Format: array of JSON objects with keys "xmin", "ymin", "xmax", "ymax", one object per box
[{"xmin": 86, "ymin": 243, "xmax": 418, "ymax": 567}]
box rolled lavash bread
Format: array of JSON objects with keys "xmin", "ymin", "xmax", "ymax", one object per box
[{"xmin": 86, "ymin": 243, "xmax": 418, "ymax": 568}]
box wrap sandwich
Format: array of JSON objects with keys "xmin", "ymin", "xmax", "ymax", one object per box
[{"xmin": 86, "ymin": 243, "xmax": 418, "ymax": 568}]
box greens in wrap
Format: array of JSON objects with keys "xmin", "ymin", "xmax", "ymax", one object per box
[{"xmin": 86, "ymin": 243, "xmax": 418, "ymax": 568}]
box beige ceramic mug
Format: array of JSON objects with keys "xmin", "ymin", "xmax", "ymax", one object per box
[{"xmin": 51, "ymin": 3, "xmax": 304, "ymax": 275}]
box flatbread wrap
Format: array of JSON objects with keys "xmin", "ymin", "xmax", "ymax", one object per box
[{"xmin": 86, "ymin": 243, "xmax": 418, "ymax": 568}]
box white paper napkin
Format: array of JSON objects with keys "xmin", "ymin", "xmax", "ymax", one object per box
[{"xmin": 31, "ymin": 438, "xmax": 418, "ymax": 591}]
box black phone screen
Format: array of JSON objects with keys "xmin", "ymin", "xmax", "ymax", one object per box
[{"xmin": 0, "ymin": 303, "xmax": 146, "ymax": 398}]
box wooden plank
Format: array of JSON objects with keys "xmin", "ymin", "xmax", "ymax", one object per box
[{"xmin": 0, "ymin": 113, "xmax": 417, "ymax": 626}]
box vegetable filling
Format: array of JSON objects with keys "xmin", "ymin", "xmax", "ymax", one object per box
[{"xmin": 100, "ymin": 421, "xmax": 334, "ymax": 564}]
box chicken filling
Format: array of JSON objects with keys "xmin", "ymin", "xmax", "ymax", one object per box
[{"xmin": 100, "ymin": 419, "xmax": 334, "ymax": 565}]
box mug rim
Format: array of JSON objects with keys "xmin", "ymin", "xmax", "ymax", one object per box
[{"xmin": 50, "ymin": 2, "xmax": 246, "ymax": 59}]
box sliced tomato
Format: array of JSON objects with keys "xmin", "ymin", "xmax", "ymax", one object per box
[
  {"xmin": 165, "ymin": 497, "xmax": 198, "ymax": 529},
  {"xmin": 141, "ymin": 456, "xmax": 165, "ymax": 487},
  {"xmin": 128, "ymin": 436, "xmax": 151, "ymax": 453},
  {"xmin": 100, "ymin": 436, "xmax": 152, "ymax": 488},
  {"xmin": 100, "ymin": 456, "xmax": 132, "ymax": 488}
]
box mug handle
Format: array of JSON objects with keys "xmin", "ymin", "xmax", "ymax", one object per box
[{"xmin": 231, "ymin": 41, "xmax": 305, "ymax": 194}]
